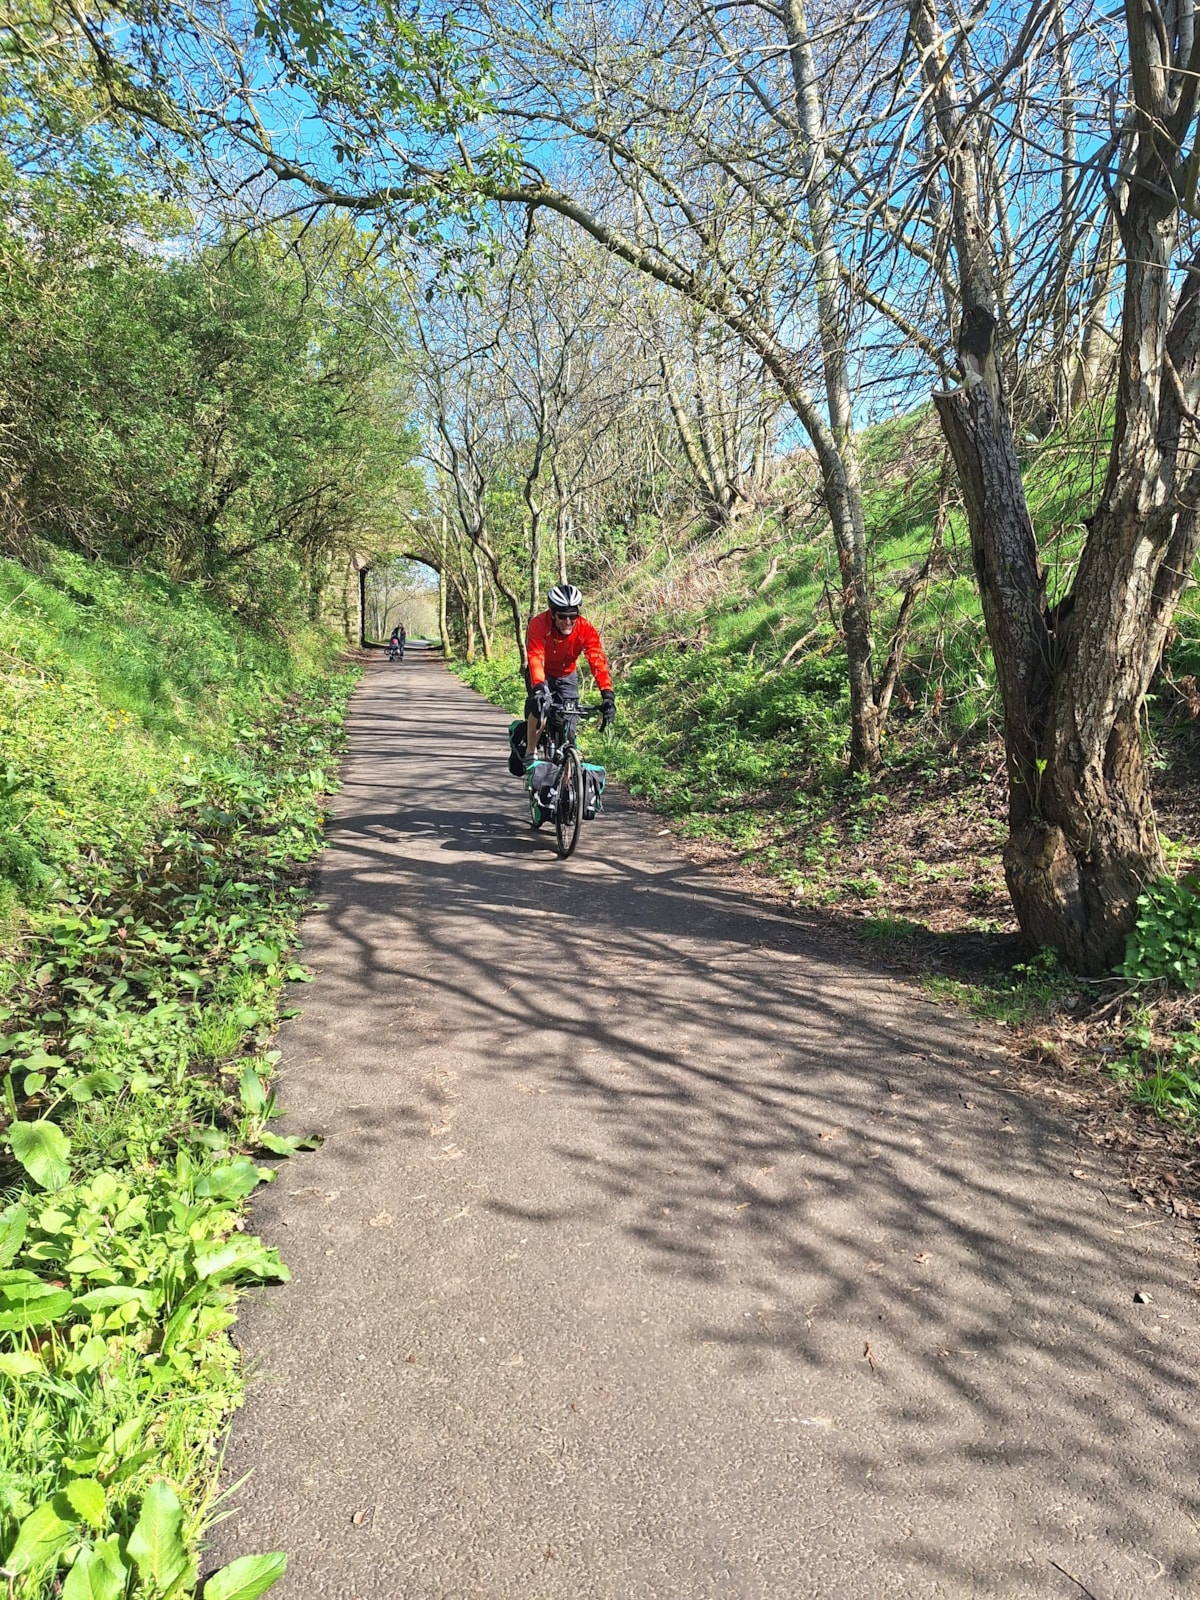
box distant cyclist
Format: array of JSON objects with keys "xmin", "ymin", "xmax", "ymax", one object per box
[{"xmin": 523, "ymin": 583, "xmax": 615, "ymax": 770}]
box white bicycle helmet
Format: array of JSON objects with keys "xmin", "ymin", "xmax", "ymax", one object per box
[{"xmin": 547, "ymin": 582, "xmax": 583, "ymax": 616}]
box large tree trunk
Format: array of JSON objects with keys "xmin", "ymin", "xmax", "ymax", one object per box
[
  {"xmin": 920, "ymin": 0, "xmax": 1200, "ymax": 973},
  {"xmin": 934, "ymin": 377, "xmax": 1165, "ymax": 969}
]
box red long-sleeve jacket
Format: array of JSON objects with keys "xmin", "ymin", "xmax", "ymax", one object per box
[{"xmin": 526, "ymin": 610, "xmax": 613, "ymax": 693}]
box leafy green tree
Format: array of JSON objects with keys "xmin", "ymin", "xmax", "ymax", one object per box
[{"xmin": 0, "ymin": 168, "xmax": 418, "ymax": 618}]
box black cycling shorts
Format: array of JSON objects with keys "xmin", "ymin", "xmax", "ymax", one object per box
[{"xmin": 524, "ymin": 671, "xmax": 578, "ymax": 718}]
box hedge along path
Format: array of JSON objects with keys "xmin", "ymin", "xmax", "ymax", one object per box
[{"xmin": 215, "ymin": 647, "xmax": 1198, "ymax": 1600}]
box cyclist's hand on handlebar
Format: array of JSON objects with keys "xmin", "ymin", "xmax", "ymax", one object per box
[
  {"xmin": 601, "ymin": 689, "xmax": 616, "ymax": 728},
  {"xmin": 532, "ymin": 682, "xmax": 551, "ymax": 717}
]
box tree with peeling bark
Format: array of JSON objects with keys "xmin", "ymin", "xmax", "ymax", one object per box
[{"xmin": 910, "ymin": 0, "xmax": 1200, "ymax": 971}]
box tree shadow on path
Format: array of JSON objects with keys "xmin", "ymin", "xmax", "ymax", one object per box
[{"xmin": 222, "ymin": 656, "xmax": 1200, "ymax": 1600}]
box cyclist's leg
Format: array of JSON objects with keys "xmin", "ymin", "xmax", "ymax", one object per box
[
  {"xmin": 546, "ymin": 672, "xmax": 580, "ymax": 752},
  {"xmin": 547, "ymin": 672, "xmax": 579, "ymax": 715},
  {"xmin": 524, "ymin": 699, "xmax": 541, "ymax": 766}
]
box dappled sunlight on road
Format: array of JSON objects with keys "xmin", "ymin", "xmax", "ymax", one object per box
[{"xmin": 218, "ymin": 654, "xmax": 1199, "ymax": 1600}]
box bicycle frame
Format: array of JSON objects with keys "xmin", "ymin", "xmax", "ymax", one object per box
[{"xmin": 537, "ymin": 698, "xmax": 600, "ymax": 766}]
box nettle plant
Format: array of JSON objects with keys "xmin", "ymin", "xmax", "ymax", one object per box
[{"xmin": 1122, "ymin": 874, "xmax": 1200, "ymax": 990}]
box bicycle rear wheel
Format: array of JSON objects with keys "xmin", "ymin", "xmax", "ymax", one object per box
[{"xmin": 554, "ymin": 747, "xmax": 584, "ymax": 858}]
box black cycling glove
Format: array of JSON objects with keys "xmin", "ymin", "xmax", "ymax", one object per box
[
  {"xmin": 600, "ymin": 689, "xmax": 616, "ymax": 728},
  {"xmin": 532, "ymin": 682, "xmax": 552, "ymax": 717}
]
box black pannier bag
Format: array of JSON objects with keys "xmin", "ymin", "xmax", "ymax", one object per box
[
  {"xmin": 526, "ymin": 760, "xmax": 559, "ymax": 798},
  {"xmin": 583, "ymin": 763, "xmax": 606, "ymax": 819}
]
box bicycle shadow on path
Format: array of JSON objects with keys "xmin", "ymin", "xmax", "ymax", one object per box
[{"xmin": 216, "ymin": 654, "xmax": 1200, "ymax": 1600}]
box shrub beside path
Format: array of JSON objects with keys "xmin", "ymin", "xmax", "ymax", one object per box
[{"xmin": 214, "ymin": 651, "xmax": 1198, "ymax": 1599}]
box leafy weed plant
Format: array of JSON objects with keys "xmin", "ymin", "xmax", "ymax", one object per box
[
  {"xmin": 1122, "ymin": 873, "xmax": 1200, "ymax": 989},
  {"xmin": 1110, "ymin": 1022, "xmax": 1200, "ymax": 1126},
  {"xmin": 0, "ymin": 555, "xmax": 355, "ymax": 1598}
]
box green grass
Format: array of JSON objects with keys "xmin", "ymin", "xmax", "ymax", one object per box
[
  {"xmin": 453, "ymin": 407, "xmax": 1184, "ymax": 872},
  {"xmin": 0, "ymin": 548, "xmax": 356, "ymax": 1598},
  {"xmin": 860, "ymin": 915, "xmax": 923, "ymax": 943},
  {"xmin": 922, "ymin": 949, "xmax": 1079, "ymax": 1026},
  {"xmin": 1109, "ymin": 1022, "xmax": 1200, "ymax": 1125}
]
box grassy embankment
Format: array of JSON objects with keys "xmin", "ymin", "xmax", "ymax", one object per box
[
  {"xmin": 455, "ymin": 409, "xmax": 1200, "ymax": 1137},
  {"xmin": 0, "ymin": 550, "xmax": 356, "ymax": 1598}
]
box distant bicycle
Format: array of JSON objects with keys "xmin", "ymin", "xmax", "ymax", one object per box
[
  {"xmin": 386, "ymin": 637, "xmax": 405, "ymax": 662},
  {"xmin": 523, "ymin": 695, "xmax": 607, "ymax": 858}
]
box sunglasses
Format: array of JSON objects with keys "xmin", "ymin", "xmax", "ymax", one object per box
[{"xmin": 551, "ymin": 609, "xmax": 579, "ymax": 622}]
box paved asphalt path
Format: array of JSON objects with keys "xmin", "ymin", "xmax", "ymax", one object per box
[{"xmin": 213, "ymin": 649, "xmax": 1198, "ymax": 1599}]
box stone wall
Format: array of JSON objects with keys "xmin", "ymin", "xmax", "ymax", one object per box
[{"xmin": 321, "ymin": 551, "xmax": 371, "ymax": 643}]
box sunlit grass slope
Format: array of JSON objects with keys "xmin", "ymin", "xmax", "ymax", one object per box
[{"xmin": 457, "ymin": 404, "xmax": 1199, "ymax": 856}]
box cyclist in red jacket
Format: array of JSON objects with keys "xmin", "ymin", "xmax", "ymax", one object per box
[{"xmin": 523, "ymin": 582, "xmax": 615, "ymax": 768}]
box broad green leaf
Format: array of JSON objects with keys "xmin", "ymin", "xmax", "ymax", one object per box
[
  {"xmin": 74, "ymin": 1286, "xmax": 154, "ymax": 1312},
  {"xmin": 254, "ymin": 1132, "xmax": 299, "ymax": 1156},
  {"xmin": 62, "ymin": 1538, "xmax": 128, "ymax": 1600},
  {"xmin": 8, "ymin": 1119, "xmax": 71, "ymax": 1190},
  {"xmin": 195, "ymin": 1158, "xmax": 268, "ymax": 1200},
  {"xmin": 0, "ymin": 1202, "xmax": 28, "ymax": 1269},
  {"xmin": 0, "ymin": 1349, "xmax": 42, "ymax": 1376},
  {"xmin": 126, "ymin": 1481, "xmax": 192, "ymax": 1594},
  {"xmin": 203, "ymin": 1551, "xmax": 288, "ymax": 1600},
  {"xmin": 238, "ymin": 1066, "xmax": 267, "ymax": 1115},
  {"xmin": 66, "ymin": 1070, "xmax": 121, "ymax": 1103},
  {"xmin": 191, "ymin": 1128, "xmax": 229, "ymax": 1152},
  {"xmin": 14, "ymin": 1049, "xmax": 64, "ymax": 1073},
  {"xmin": 193, "ymin": 1237, "xmax": 290, "ymax": 1283},
  {"xmin": 4, "ymin": 1499, "xmax": 74, "ymax": 1573},
  {"xmin": 256, "ymin": 1132, "xmax": 322, "ymax": 1157},
  {"xmin": 63, "ymin": 1478, "xmax": 106, "ymax": 1528},
  {"xmin": 0, "ymin": 1282, "xmax": 74, "ymax": 1331}
]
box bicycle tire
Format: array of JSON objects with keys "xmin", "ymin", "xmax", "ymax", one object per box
[{"xmin": 554, "ymin": 747, "xmax": 584, "ymax": 858}]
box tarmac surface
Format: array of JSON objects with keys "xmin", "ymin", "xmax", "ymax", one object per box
[{"xmin": 213, "ymin": 648, "xmax": 1199, "ymax": 1599}]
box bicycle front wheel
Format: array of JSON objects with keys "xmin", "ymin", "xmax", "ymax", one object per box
[{"xmin": 554, "ymin": 747, "xmax": 584, "ymax": 858}]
